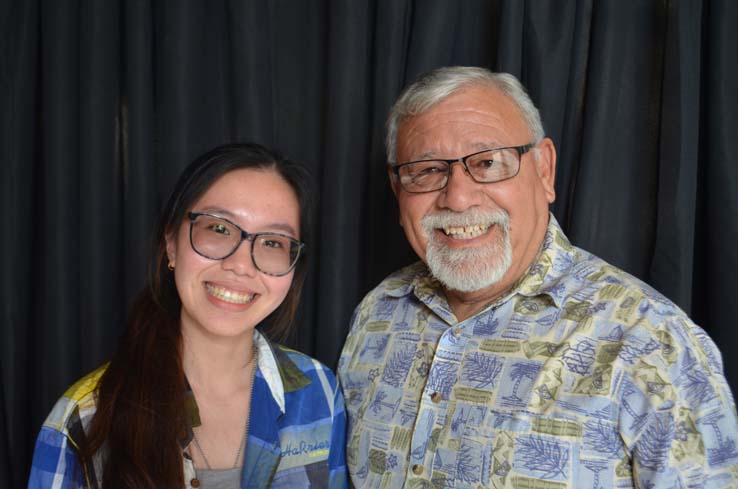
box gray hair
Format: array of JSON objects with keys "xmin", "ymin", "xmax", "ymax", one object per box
[{"xmin": 386, "ymin": 66, "xmax": 545, "ymax": 163}]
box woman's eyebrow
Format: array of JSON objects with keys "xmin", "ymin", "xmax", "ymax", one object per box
[
  {"xmin": 197, "ymin": 207, "xmax": 297, "ymax": 236},
  {"xmin": 264, "ymin": 222, "xmax": 297, "ymax": 236}
]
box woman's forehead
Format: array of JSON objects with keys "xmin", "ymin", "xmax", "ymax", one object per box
[{"xmin": 191, "ymin": 168, "xmax": 300, "ymax": 233}]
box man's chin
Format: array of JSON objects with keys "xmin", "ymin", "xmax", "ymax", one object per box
[
  {"xmin": 427, "ymin": 259, "xmax": 508, "ymax": 294},
  {"xmin": 425, "ymin": 235, "xmax": 513, "ymax": 294}
]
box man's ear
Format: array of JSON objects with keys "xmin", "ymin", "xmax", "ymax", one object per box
[
  {"xmin": 388, "ymin": 169, "xmax": 401, "ymax": 199},
  {"xmin": 534, "ymin": 137, "xmax": 557, "ymax": 204}
]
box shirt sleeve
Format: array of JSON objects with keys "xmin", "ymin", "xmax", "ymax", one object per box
[
  {"xmin": 626, "ymin": 317, "xmax": 738, "ymax": 487},
  {"xmin": 27, "ymin": 426, "xmax": 87, "ymax": 489}
]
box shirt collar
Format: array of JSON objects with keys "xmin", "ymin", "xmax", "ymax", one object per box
[
  {"xmin": 515, "ymin": 213, "xmax": 577, "ymax": 308},
  {"xmin": 181, "ymin": 329, "xmax": 311, "ymax": 444},
  {"xmin": 382, "ymin": 213, "xmax": 576, "ymax": 311}
]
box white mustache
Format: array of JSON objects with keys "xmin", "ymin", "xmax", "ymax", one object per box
[{"xmin": 421, "ymin": 208, "xmax": 509, "ymax": 234}]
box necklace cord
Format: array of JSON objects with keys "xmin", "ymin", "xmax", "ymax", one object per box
[{"xmin": 190, "ymin": 346, "xmax": 258, "ymax": 471}]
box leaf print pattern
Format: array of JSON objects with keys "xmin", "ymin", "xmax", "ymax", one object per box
[
  {"xmin": 517, "ymin": 435, "xmax": 569, "ymax": 479},
  {"xmin": 553, "ymin": 250, "xmax": 574, "ymax": 272},
  {"xmin": 682, "ymin": 367, "xmax": 718, "ymax": 405},
  {"xmin": 456, "ymin": 441, "xmax": 482, "ymax": 483},
  {"xmin": 634, "ymin": 413, "xmax": 674, "ymax": 471},
  {"xmin": 584, "ymin": 420, "xmax": 623, "ymax": 457},
  {"xmin": 380, "ymin": 342, "xmax": 416, "ymax": 388},
  {"xmin": 460, "ymin": 352, "xmax": 503, "ymax": 388},
  {"xmin": 427, "ymin": 361, "xmax": 457, "ymax": 397}
]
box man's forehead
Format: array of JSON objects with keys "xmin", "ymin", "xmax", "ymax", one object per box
[
  {"xmin": 396, "ymin": 87, "xmax": 529, "ymax": 156},
  {"xmin": 413, "ymin": 141, "xmax": 504, "ymax": 160}
]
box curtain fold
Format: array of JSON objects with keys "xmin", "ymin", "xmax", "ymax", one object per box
[
  {"xmin": 650, "ymin": 0, "xmax": 701, "ymax": 313},
  {"xmin": 1, "ymin": 0, "xmax": 37, "ymax": 484},
  {"xmin": 2, "ymin": 0, "xmax": 737, "ymax": 484},
  {"xmin": 695, "ymin": 0, "xmax": 738, "ymax": 399}
]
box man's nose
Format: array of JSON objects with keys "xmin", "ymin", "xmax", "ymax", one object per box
[{"xmin": 438, "ymin": 162, "xmax": 480, "ymax": 211}]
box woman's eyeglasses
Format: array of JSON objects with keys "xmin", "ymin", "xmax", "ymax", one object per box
[{"xmin": 188, "ymin": 212, "xmax": 304, "ymax": 276}]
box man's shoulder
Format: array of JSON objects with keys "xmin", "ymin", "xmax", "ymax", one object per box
[
  {"xmin": 42, "ymin": 364, "xmax": 107, "ymax": 435},
  {"xmin": 341, "ymin": 262, "xmax": 427, "ymax": 359},
  {"xmin": 359, "ymin": 261, "xmax": 427, "ymax": 304},
  {"xmin": 557, "ymin": 245, "xmax": 728, "ymax": 372},
  {"xmin": 560, "ymin": 242, "xmax": 689, "ymax": 322}
]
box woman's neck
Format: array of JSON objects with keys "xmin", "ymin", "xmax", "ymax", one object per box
[{"xmin": 181, "ymin": 327, "xmax": 258, "ymax": 396}]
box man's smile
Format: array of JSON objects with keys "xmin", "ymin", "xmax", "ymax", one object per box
[{"xmin": 441, "ymin": 223, "xmax": 491, "ymax": 240}]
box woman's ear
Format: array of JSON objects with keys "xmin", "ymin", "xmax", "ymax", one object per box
[{"xmin": 165, "ymin": 231, "xmax": 177, "ymax": 268}]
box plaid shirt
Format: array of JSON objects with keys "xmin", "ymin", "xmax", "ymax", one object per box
[
  {"xmin": 339, "ymin": 215, "xmax": 738, "ymax": 488},
  {"xmin": 28, "ymin": 331, "xmax": 347, "ymax": 488}
]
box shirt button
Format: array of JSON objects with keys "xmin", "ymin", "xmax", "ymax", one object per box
[
  {"xmin": 452, "ymin": 326, "xmax": 462, "ymax": 336},
  {"xmin": 190, "ymin": 478, "xmax": 201, "ymax": 488},
  {"xmin": 412, "ymin": 464, "xmax": 424, "ymax": 475},
  {"xmin": 430, "ymin": 392, "xmax": 442, "ymax": 403}
]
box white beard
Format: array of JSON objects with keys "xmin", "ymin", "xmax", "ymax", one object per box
[{"xmin": 421, "ymin": 208, "xmax": 512, "ymax": 293}]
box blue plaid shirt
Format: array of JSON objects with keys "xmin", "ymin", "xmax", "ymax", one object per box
[
  {"xmin": 339, "ymin": 215, "xmax": 738, "ymax": 488},
  {"xmin": 28, "ymin": 331, "xmax": 347, "ymax": 488}
]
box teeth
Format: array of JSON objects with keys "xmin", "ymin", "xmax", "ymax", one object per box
[
  {"xmin": 442, "ymin": 224, "xmax": 490, "ymax": 239},
  {"xmin": 206, "ymin": 283, "xmax": 255, "ymax": 304}
]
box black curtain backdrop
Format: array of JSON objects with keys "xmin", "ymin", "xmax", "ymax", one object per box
[{"xmin": 2, "ymin": 0, "xmax": 737, "ymax": 485}]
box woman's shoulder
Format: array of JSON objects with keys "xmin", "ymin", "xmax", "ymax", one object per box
[
  {"xmin": 272, "ymin": 345, "xmax": 339, "ymax": 394},
  {"xmin": 275, "ymin": 345, "xmax": 336, "ymax": 375},
  {"xmin": 43, "ymin": 364, "xmax": 108, "ymax": 435}
]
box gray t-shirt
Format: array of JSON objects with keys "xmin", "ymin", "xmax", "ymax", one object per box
[{"xmin": 195, "ymin": 467, "xmax": 241, "ymax": 488}]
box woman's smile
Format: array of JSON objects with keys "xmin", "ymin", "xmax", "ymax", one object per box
[{"xmin": 205, "ymin": 282, "xmax": 257, "ymax": 305}]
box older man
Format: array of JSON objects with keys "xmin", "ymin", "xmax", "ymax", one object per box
[{"xmin": 338, "ymin": 66, "xmax": 738, "ymax": 488}]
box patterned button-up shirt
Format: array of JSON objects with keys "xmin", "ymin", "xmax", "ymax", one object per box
[
  {"xmin": 28, "ymin": 331, "xmax": 347, "ymax": 488},
  {"xmin": 338, "ymin": 215, "xmax": 738, "ymax": 488}
]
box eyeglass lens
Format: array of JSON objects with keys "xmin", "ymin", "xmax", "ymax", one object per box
[
  {"xmin": 398, "ymin": 147, "xmax": 521, "ymax": 192},
  {"xmin": 190, "ymin": 214, "xmax": 299, "ymax": 275}
]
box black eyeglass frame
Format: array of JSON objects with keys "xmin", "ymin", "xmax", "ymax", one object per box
[
  {"xmin": 187, "ymin": 211, "xmax": 305, "ymax": 276},
  {"xmin": 388, "ymin": 143, "xmax": 535, "ymax": 194}
]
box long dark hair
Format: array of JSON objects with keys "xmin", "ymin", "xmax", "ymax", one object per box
[{"xmin": 79, "ymin": 143, "xmax": 312, "ymax": 487}]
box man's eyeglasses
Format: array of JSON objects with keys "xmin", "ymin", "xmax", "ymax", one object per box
[
  {"xmin": 389, "ymin": 143, "xmax": 535, "ymax": 193},
  {"xmin": 188, "ymin": 212, "xmax": 304, "ymax": 276}
]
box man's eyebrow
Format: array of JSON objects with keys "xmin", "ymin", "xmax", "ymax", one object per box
[
  {"xmin": 472, "ymin": 141, "xmax": 502, "ymax": 151},
  {"xmin": 415, "ymin": 151, "xmax": 438, "ymax": 160}
]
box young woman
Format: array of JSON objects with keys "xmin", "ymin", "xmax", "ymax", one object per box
[{"xmin": 28, "ymin": 144, "xmax": 347, "ymax": 488}]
